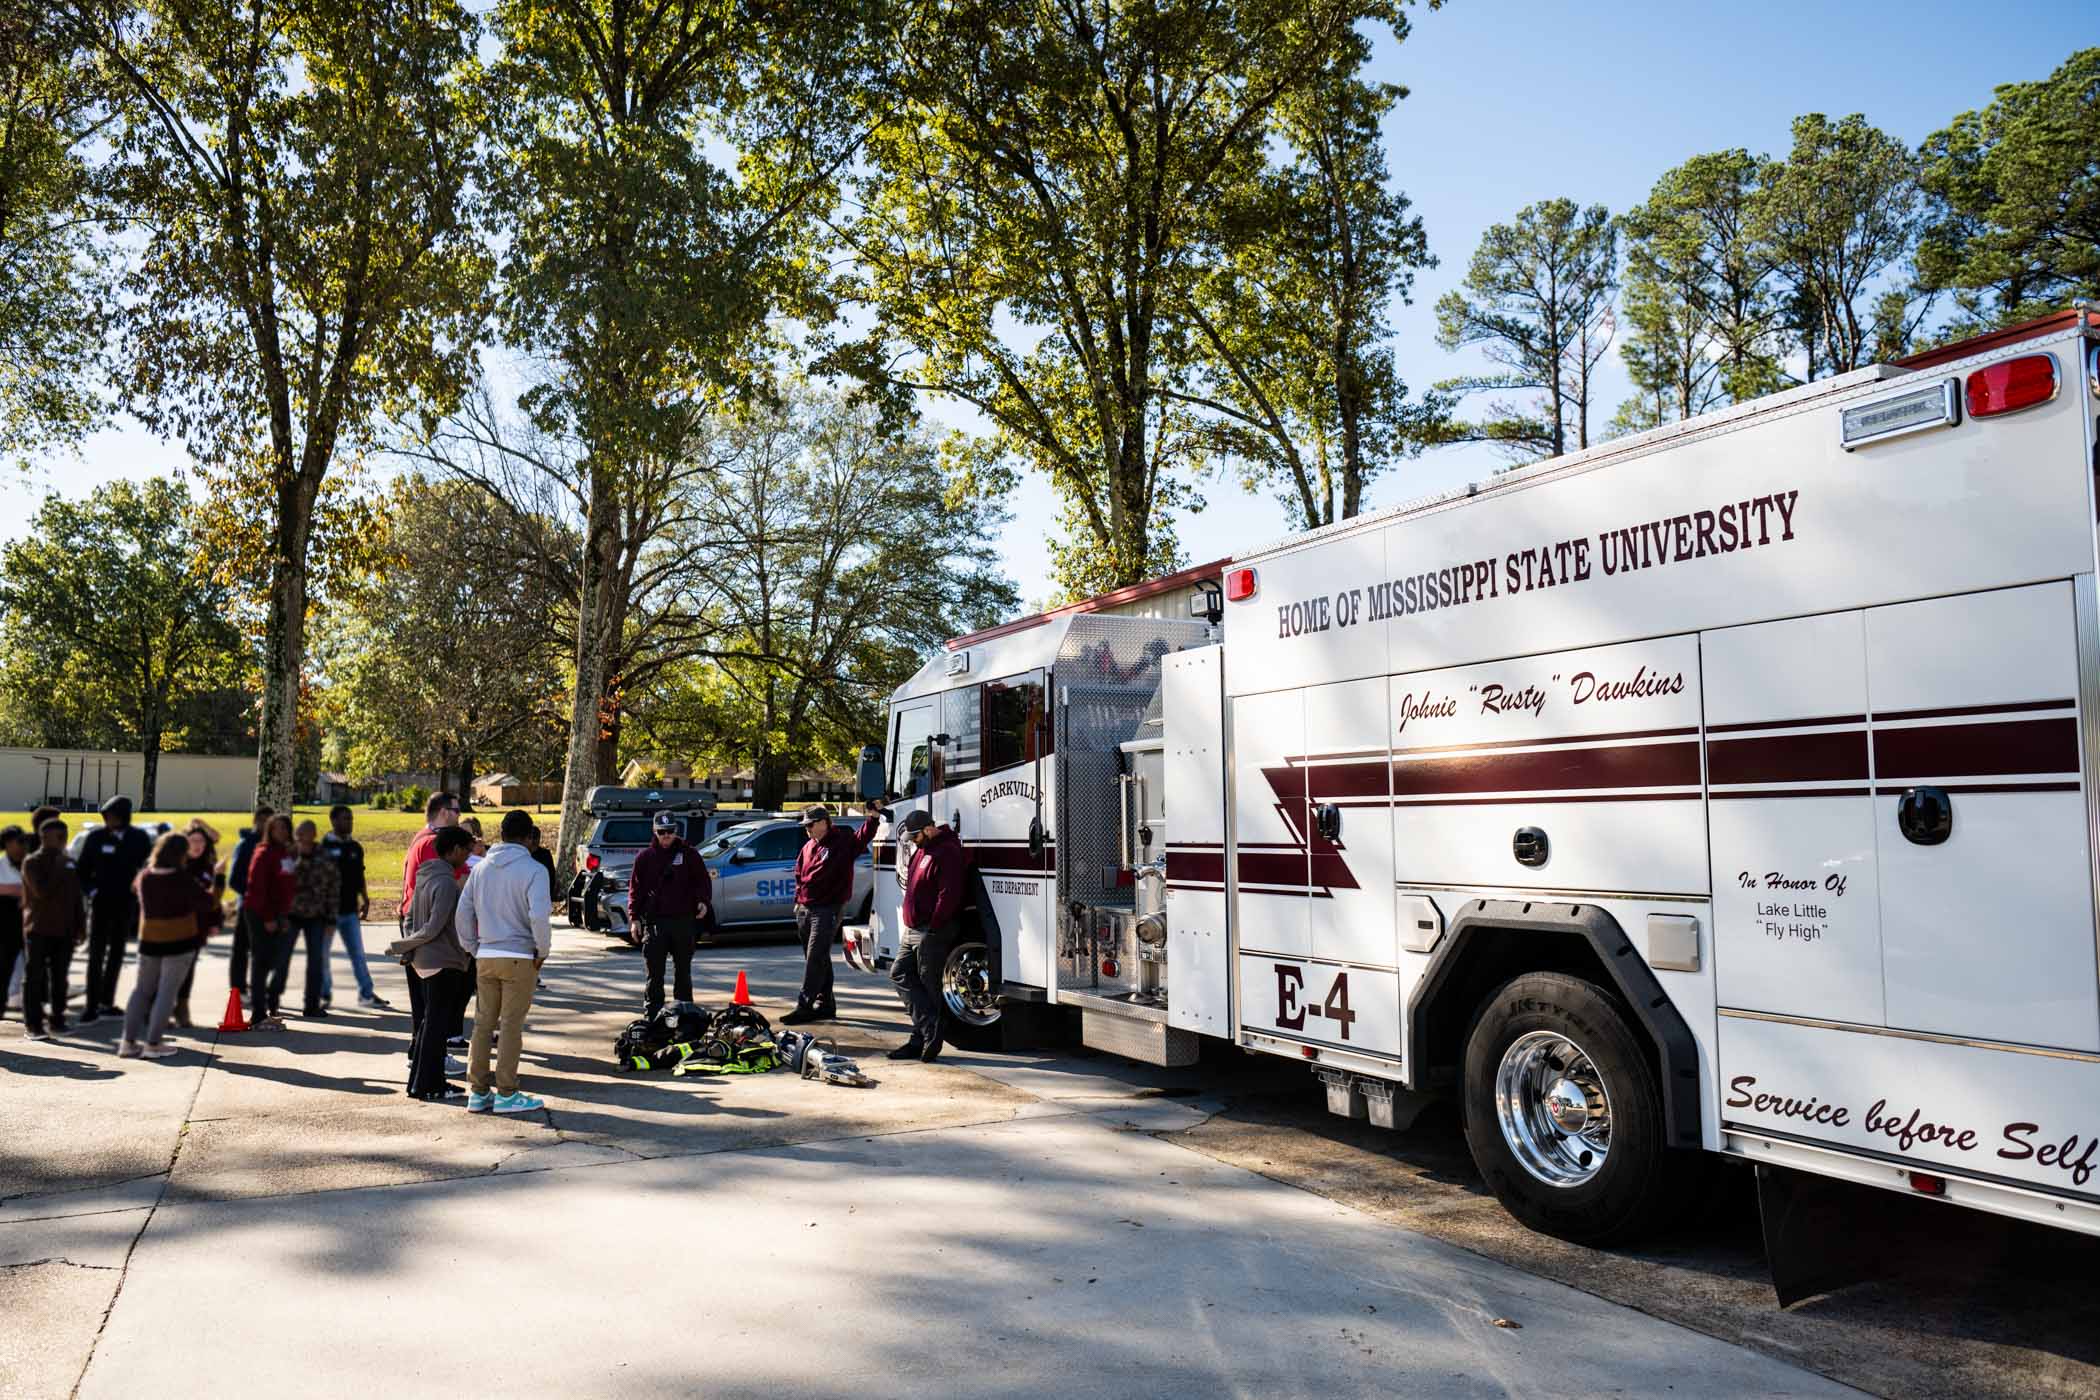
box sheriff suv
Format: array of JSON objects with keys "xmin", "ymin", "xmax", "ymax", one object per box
[
  {"xmin": 594, "ymin": 815, "xmax": 877, "ymax": 940},
  {"xmin": 565, "ymin": 786, "xmax": 781, "ymax": 933}
]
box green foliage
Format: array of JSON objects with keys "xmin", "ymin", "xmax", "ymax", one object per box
[
  {"xmin": 316, "ymin": 476, "xmax": 567, "ymax": 787},
  {"xmin": 1918, "ymin": 47, "xmax": 2100, "ymax": 338},
  {"xmin": 0, "ymin": 478, "xmax": 247, "ymax": 807},
  {"xmin": 1186, "ymin": 54, "xmax": 1444, "ymax": 529},
  {"xmin": 627, "ymin": 381, "xmax": 1015, "ymax": 810},
  {"xmin": 830, "ymin": 0, "xmax": 1415, "ymax": 596},
  {"xmin": 1751, "ymin": 113, "xmax": 1927, "ymax": 375},
  {"xmin": 1435, "ymin": 198, "xmax": 1618, "ymax": 461},
  {"xmin": 0, "ymin": 4, "xmax": 106, "ymax": 470},
  {"xmin": 399, "ymin": 784, "xmax": 429, "ymax": 813},
  {"xmin": 74, "ymin": 0, "xmax": 494, "ymax": 808}
]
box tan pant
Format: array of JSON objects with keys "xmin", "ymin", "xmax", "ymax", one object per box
[{"xmin": 470, "ymin": 956, "xmax": 537, "ymax": 1096}]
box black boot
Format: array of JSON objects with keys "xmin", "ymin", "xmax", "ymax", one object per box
[{"xmin": 886, "ymin": 1039, "xmax": 924, "ymax": 1061}]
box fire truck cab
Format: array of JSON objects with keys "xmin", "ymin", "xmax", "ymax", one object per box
[{"xmin": 854, "ymin": 311, "xmax": 2100, "ymax": 1294}]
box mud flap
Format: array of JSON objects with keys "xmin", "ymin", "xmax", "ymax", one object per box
[{"xmin": 1756, "ymin": 1163, "xmax": 1893, "ymax": 1307}]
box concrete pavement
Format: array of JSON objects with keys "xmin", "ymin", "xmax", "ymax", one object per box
[{"xmin": 2, "ymin": 928, "xmax": 1855, "ymax": 1398}]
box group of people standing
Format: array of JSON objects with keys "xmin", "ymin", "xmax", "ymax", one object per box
[{"xmin": 2, "ymin": 782, "xmax": 975, "ymax": 1095}]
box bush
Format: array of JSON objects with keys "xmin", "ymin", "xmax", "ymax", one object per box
[
  {"xmin": 400, "ymin": 784, "xmax": 428, "ymax": 813},
  {"xmin": 368, "ymin": 793, "xmax": 392, "ymax": 811}
]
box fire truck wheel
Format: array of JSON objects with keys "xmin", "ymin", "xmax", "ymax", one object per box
[
  {"xmin": 1461, "ymin": 971, "xmax": 1692, "ymax": 1245},
  {"xmin": 939, "ymin": 940, "xmax": 1003, "ymax": 1049}
]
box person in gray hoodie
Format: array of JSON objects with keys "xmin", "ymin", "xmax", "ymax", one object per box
[
  {"xmin": 455, "ymin": 809, "xmax": 552, "ymax": 1114},
  {"xmin": 387, "ymin": 826, "xmax": 473, "ymax": 1101}
]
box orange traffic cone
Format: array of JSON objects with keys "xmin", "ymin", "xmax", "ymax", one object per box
[
  {"xmin": 731, "ymin": 970, "xmax": 751, "ymax": 1006},
  {"xmin": 218, "ymin": 987, "xmax": 249, "ymax": 1032}
]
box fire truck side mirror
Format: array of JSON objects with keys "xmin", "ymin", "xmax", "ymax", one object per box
[{"xmin": 855, "ymin": 746, "xmax": 884, "ymax": 802}]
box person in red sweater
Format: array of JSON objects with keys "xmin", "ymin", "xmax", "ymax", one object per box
[
  {"xmin": 627, "ymin": 811, "xmax": 712, "ymax": 1016},
  {"xmin": 244, "ymin": 815, "xmax": 298, "ymax": 1029},
  {"xmin": 887, "ymin": 810, "xmax": 968, "ymax": 1063},
  {"xmin": 398, "ymin": 791, "xmax": 464, "ymax": 916},
  {"xmin": 781, "ymin": 801, "xmax": 883, "ymax": 1025}
]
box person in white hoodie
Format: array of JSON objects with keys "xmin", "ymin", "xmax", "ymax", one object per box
[{"xmin": 455, "ymin": 809, "xmax": 553, "ymax": 1114}]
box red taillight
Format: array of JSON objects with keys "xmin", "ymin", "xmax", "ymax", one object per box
[
  {"xmin": 1966, "ymin": 354, "xmax": 2057, "ymax": 418},
  {"xmin": 1907, "ymin": 1171, "xmax": 1947, "ymax": 1197},
  {"xmin": 1225, "ymin": 566, "xmax": 1258, "ymax": 602},
  {"xmin": 585, "ymin": 854, "xmax": 600, "ymax": 872}
]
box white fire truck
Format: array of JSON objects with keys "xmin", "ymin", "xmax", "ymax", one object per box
[{"xmin": 849, "ymin": 310, "xmax": 2100, "ymax": 1298}]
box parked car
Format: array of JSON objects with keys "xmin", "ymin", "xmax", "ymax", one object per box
[
  {"xmin": 565, "ymin": 785, "xmax": 784, "ymax": 932},
  {"xmin": 597, "ymin": 816, "xmax": 874, "ymax": 941}
]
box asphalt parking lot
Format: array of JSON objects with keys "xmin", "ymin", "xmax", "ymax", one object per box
[{"xmin": 3, "ymin": 924, "xmax": 2095, "ymax": 1398}]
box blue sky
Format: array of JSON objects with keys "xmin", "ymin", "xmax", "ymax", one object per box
[{"xmin": 11, "ymin": 2, "xmax": 2092, "ymax": 608}]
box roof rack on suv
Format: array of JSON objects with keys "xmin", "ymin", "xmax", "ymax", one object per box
[{"xmin": 584, "ymin": 785, "xmax": 720, "ymax": 815}]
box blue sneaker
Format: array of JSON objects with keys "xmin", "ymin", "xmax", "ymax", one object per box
[
  {"xmin": 466, "ymin": 1090, "xmax": 495, "ymax": 1113},
  {"xmin": 493, "ymin": 1091, "xmax": 544, "ymax": 1114}
]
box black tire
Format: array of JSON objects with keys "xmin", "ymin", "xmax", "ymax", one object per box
[
  {"xmin": 937, "ymin": 939, "xmax": 1003, "ymax": 1050},
  {"xmin": 1461, "ymin": 971, "xmax": 1697, "ymax": 1246}
]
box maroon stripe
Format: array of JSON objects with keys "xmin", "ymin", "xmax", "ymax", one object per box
[
  {"xmin": 1238, "ymin": 851, "xmax": 1307, "ymax": 887},
  {"xmin": 1306, "ymin": 761, "xmax": 1389, "ymax": 799},
  {"xmin": 1706, "ymin": 713, "xmax": 1866, "ymax": 735},
  {"xmin": 1879, "ymin": 781, "xmax": 2081, "ymax": 795},
  {"xmin": 1387, "ymin": 725, "xmax": 1698, "ymax": 758},
  {"xmin": 1390, "ymin": 740, "xmax": 1700, "ymax": 796},
  {"xmin": 1391, "ymin": 792, "xmax": 1700, "ymax": 807},
  {"xmin": 1711, "ymin": 787, "xmax": 1872, "ymax": 800},
  {"xmin": 1873, "ymin": 717, "xmax": 2079, "ymax": 781},
  {"xmin": 1166, "ymin": 849, "xmax": 1226, "ymax": 884},
  {"xmin": 1707, "ymin": 730, "xmax": 1868, "ymax": 785},
  {"xmin": 1876, "ymin": 698, "xmax": 2074, "ymax": 723},
  {"xmin": 1166, "ymin": 841, "xmax": 1225, "ymax": 850}
]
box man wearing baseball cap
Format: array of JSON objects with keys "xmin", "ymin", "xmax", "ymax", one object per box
[
  {"xmin": 627, "ymin": 810, "xmax": 711, "ymax": 1016},
  {"xmin": 781, "ymin": 800, "xmax": 885, "ymax": 1025},
  {"xmin": 888, "ymin": 809, "xmax": 968, "ymax": 1062}
]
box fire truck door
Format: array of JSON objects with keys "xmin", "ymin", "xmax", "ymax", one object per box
[
  {"xmin": 1231, "ymin": 687, "xmax": 1310, "ymax": 959},
  {"xmin": 1866, "ymin": 582, "xmax": 2099, "ymax": 1051}
]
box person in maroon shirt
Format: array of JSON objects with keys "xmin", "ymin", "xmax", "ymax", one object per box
[
  {"xmin": 244, "ymin": 815, "xmax": 298, "ymax": 1029},
  {"xmin": 781, "ymin": 802, "xmax": 884, "ymax": 1025},
  {"xmin": 627, "ymin": 811, "xmax": 712, "ymax": 1016},
  {"xmin": 888, "ymin": 810, "xmax": 968, "ymax": 1063}
]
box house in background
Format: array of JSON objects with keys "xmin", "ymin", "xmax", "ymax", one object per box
[
  {"xmin": 471, "ymin": 773, "xmax": 562, "ymax": 807},
  {"xmin": 617, "ymin": 758, "xmax": 854, "ymax": 805}
]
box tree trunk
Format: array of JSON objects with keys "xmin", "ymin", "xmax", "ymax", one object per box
[
  {"xmin": 553, "ymin": 472, "xmax": 621, "ymax": 884},
  {"xmin": 595, "ymin": 700, "xmax": 621, "ymax": 783},
  {"xmin": 253, "ymin": 479, "xmax": 317, "ymax": 812},
  {"xmin": 753, "ymin": 751, "xmax": 790, "ymax": 812},
  {"xmin": 457, "ymin": 750, "xmax": 473, "ymax": 803},
  {"xmin": 141, "ymin": 730, "xmax": 161, "ymax": 813}
]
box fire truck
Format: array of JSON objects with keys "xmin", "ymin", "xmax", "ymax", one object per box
[{"xmin": 847, "ymin": 310, "xmax": 2100, "ymax": 1298}]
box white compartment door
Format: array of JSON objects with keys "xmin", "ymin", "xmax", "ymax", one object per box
[
  {"xmin": 1164, "ymin": 648, "xmax": 1230, "ymax": 1037},
  {"xmin": 1231, "ymin": 687, "xmax": 1309, "ymax": 959},
  {"xmin": 1704, "ymin": 611, "xmax": 1884, "ymax": 1025},
  {"xmin": 1867, "ymin": 582, "xmax": 2099, "ymax": 1051},
  {"xmin": 1302, "ymin": 677, "xmax": 1396, "ymax": 970}
]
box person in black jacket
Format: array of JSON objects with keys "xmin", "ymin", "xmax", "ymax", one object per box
[
  {"xmin": 75, "ymin": 795, "xmax": 152, "ymax": 1023},
  {"xmin": 322, "ymin": 805, "xmax": 388, "ymax": 1008},
  {"xmin": 224, "ymin": 806, "xmax": 271, "ymax": 998}
]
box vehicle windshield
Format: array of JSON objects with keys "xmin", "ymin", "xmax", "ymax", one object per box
[{"xmin": 695, "ymin": 822, "xmax": 770, "ymax": 858}]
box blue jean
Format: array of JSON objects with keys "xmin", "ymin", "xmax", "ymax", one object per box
[
  {"xmin": 329, "ymin": 913, "xmax": 376, "ymax": 1000},
  {"xmin": 298, "ymin": 918, "xmax": 334, "ymax": 1013}
]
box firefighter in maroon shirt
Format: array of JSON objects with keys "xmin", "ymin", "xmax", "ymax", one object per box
[
  {"xmin": 888, "ymin": 809, "xmax": 968, "ymax": 1062},
  {"xmin": 781, "ymin": 802, "xmax": 884, "ymax": 1025},
  {"xmin": 627, "ymin": 811, "xmax": 712, "ymax": 1016}
]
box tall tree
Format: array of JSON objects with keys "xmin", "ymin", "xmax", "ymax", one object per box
[
  {"xmin": 0, "ymin": 3, "xmax": 106, "ymax": 468},
  {"xmin": 1918, "ymin": 47, "xmax": 2100, "ymax": 338},
  {"xmin": 634, "ymin": 385, "xmax": 1014, "ymax": 810},
  {"xmin": 478, "ymin": 0, "xmax": 872, "ymax": 880},
  {"xmin": 1182, "ymin": 58, "xmax": 1442, "ymax": 530},
  {"xmin": 1435, "ymin": 198, "xmax": 1618, "ymax": 461},
  {"xmin": 1616, "ymin": 149, "xmax": 1784, "ymax": 431},
  {"xmin": 70, "ymin": 0, "xmax": 489, "ymax": 811},
  {"xmin": 317, "ymin": 475, "xmax": 568, "ymax": 795},
  {"xmin": 1753, "ymin": 113, "xmax": 1927, "ymax": 374},
  {"xmin": 0, "ymin": 479, "xmax": 244, "ymax": 808},
  {"xmin": 831, "ymin": 0, "xmax": 1414, "ymax": 596}
]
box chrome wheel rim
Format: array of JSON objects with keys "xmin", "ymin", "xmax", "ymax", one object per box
[
  {"xmin": 941, "ymin": 942, "xmax": 1000, "ymax": 1026},
  {"xmin": 1494, "ymin": 1030, "xmax": 1612, "ymax": 1187}
]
